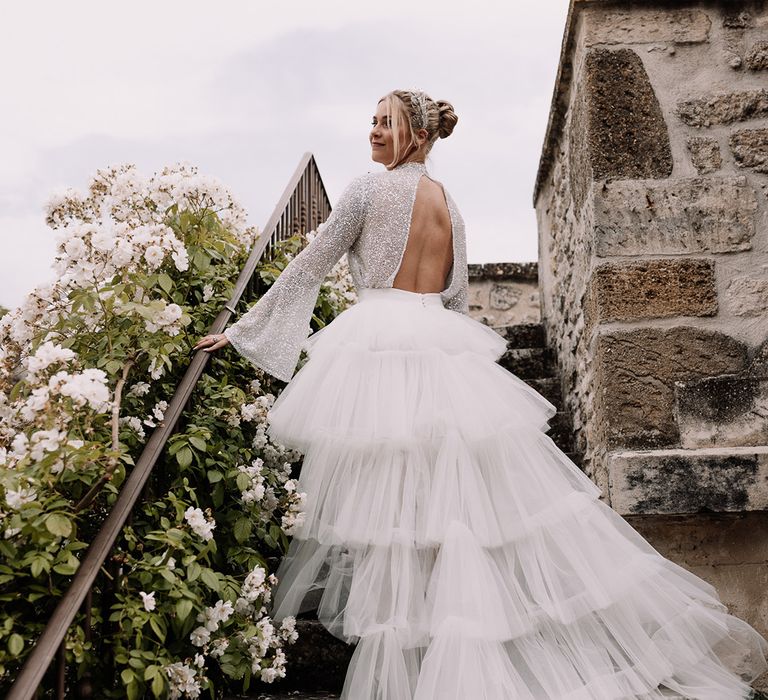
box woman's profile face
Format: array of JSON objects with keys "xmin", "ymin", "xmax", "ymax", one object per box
[{"xmin": 369, "ymin": 100, "xmax": 408, "ymax": 169}]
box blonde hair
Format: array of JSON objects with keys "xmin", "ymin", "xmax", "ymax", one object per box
[{"xmin": 377, "ymin": 90, "xmax": 458, "ymax": 170}]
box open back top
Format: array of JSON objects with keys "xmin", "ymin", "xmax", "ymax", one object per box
[{"xmin": 224, "ymin": 160, "xmax": 469, "ymax": 382}]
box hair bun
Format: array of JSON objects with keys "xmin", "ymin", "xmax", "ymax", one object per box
[{"xmin": 436, "ymin": 100, "xmax": 458, "ymax": 139}]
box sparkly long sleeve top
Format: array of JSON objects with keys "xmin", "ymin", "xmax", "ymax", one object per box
[{"xmin": 224, "ymin": 160, "xmax": 469, "ymax": 382}]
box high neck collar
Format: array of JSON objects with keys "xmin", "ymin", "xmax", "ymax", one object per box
[{"xmin": 391, "ymin": 160, "xmax": 427, "ymax": 173}]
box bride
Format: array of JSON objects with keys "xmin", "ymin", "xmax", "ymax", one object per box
[{"xmin": 194, "ymin": 89, "xmax": 768, "ymax": 699}]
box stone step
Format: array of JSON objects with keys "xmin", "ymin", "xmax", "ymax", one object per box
[
  {"xmin": 499, "ymin": 347, "xmax": 556, "ymax": 379},
  {"xmin": 242, "ymin": 619, "xmax": 351, "ymax": 693},
  {"xmin": 546, "ymin": 410, "xmax": 576, "ymax": 453},
  {"xmin": 524, "ymin": 376, "xmax": 563, "ymax": 407},
  {"xmin": 564, "ymin": 450, "xmax": 584, "ymax": 469},
  {"xmin": 491, "ymin": 322, "xmax": 546, "ymax": 349}
]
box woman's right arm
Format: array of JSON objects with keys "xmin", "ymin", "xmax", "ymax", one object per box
[{"xmin": 200, "ymin": 173, "xmax": 371, "ymax": 382}]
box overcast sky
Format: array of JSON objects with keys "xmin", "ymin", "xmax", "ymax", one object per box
[{"xmin": 0, "ymin": 0, "xmax": 569, "ymax": 309}]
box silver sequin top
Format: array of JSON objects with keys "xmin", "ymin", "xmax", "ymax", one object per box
[{"xmin": 224, "ymin": 160, "xmax": 469, "ymax": 382}]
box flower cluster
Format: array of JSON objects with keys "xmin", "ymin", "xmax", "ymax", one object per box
[
  {"xmin": 0, "ymin": 160, "xmax": 361, "ymax": 698},
  {"xmin": 184, "ymin": 506, "xmax": 216, "ymax": 542},
  {"xmin": 232, "ymin": 565, "xmax": 297, "ymax": 682}
]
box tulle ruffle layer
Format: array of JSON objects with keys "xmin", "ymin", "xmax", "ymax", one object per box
[
  {"xmin": 262, "ymin": 289, "xmax": 768, "ymax": 698},
  {"xmin": 265, "ymin": 287, "xmax": 556, "ymax": 455}
]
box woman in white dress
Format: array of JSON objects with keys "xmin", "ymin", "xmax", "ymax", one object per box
[{"xmin": 194, "ymin": 89, "xmax": 768, "ymax": 699}]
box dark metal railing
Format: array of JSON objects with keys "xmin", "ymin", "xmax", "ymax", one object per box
[{"xmin": 8, "ymin": 151, "xmax": 332, "ymax": 699}]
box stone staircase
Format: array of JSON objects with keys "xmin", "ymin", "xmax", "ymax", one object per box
[{"xmin": 226, "ymin": 321, "xmax": 583, "ymax": 699}]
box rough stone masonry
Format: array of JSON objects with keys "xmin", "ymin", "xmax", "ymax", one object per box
[{"xmin": 533, "ymin": 0, "xmax": 768, "ymax": 677}]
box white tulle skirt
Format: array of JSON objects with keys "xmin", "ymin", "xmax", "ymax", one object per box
[{"xmin": 264, "ymin": 287, "xmax": 768, "ymax": 699}]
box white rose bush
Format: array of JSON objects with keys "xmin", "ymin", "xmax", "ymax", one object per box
[{"xmin": 0, "ymin": 163, "xmax": 352, "ymax": 698}]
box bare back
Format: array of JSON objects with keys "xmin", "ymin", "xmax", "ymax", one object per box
[{"xmin": 391, "ymin": 174, "xmax": 454, "ymax": 294}]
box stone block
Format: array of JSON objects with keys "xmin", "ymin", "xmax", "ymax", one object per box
[
  {"xmin": 730, "ymin": 128, "xmax": 768, "ymax": 173},
  {"xmin": 592, "ymin": 176, "xmax": 757, "ymax": 257},
  {"xmin": 725, "ymin": 275, "xmax": 768, "ymax": 316},
  {"xmin": 595, "ymin": 327, "xmax": 749, "ymax": 448},
  {"xmin": 489, "ymin": 283, "xmax": 522, "ymax": 310},
  {"xmin": 722, "ymin": 11, "xmax": 754, "ymax": 29},
  {"xmin": 747, "ymin": 338, "xmax": 768, "ymax": 379},
  {"xmin": 607, "ymin": 446, "xmax": 768, "ymax": 515},
  {"xmin": 580, "ymin": 48, "xmax": 672, "ymax": 181},
  {"xmin": 584, "ymin": 8, "xmax": 711, "ymax": 46},
  {"xmin": 676, "ymin": 375, "xmax": 768, "ymax": 448},
  {"xmin": 746, "ymin": 40, "xmax": 768, "ymax": 70},
  {"xmin": 676, "ymin": 89, "xmax": 768, "ymax": 127},
  {"xmin": 586, "ymin": 258, "xmax": 717, "ymax": 324},
  {"xmin": 686, "ymin": 136, "xmax": 722, "ymax": 174}
]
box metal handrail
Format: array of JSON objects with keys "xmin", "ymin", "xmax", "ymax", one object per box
[{"xmin": 8, "ymin": 151, "xmax": 332, "ymax": 699}]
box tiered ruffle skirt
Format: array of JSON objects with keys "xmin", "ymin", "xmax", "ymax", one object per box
[{"xmin": 264, "ymin": 287, "xmax": 768, "ymax": 699}]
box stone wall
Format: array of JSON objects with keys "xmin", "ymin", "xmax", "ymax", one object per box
[
  {"xmin": 467, "ymin": 261, "xmax": 540, "ymax": 325},
  {"xmin": 533, "ymin": 0, "xmax": 768, "ymax": 671}
]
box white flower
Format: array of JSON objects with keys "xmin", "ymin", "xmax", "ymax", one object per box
[
  {"xmin": 3, "ymin": 526, "xmax": 22, "ymax": 539},
  {"xmin": 26, "ymin": 341, "xmax": 76, "ymax": 376},
  {"xmin": 29, "ymin": 429, "xmax": 66, "ymax": 461},
  {"xmin": 5, "ymin": 486, "xmax": 38, "ymax": 509},
  {"xmin": 148, "ymin": 357, "xmax": 165, "ymax": 380},
  {"xmin": 209, "ymin": 637, "xmax": 229, "ymax": 658},
  {"xmin": 91, "ymin": 228, "xmax": 116, "ymax": 252},
  {"xmin": 202, "ymin": 284, "xmax": 214, "ymax": 302},
  {"xmin": 164, "ymin": 661, "xmax": 201, "ymax": 700},
  {"xmin": 152, "ymin": 400, "xmax": 168, "ymax": 421},
  {"xmin": 196, "ymin": 599, "xmax": 233, "ymax": 632},
  {"xmin": 139, "ymin": 591, "xmax": 156, "ymax": 612},
  {"xmin": 171, "ymin": 248, "xmax": 189, "ymax": 272},
  {"xmin": 260, "ymin": 667, "xmax": 279, "ymax": 682},
  {"xmin": 240, "ymin": 403, "xmax": 259, "ymax": 422},
  {"xmin": 64, "ymin": 237, "xmax": 86, "ymax": 259},
  {"xmin": 145, "ymin": 302, "xmax": 183, "ymax": 335},
  {"xmin": 193, "ymin": 653, "xmax": 205, "ymax": 668},
  {"xmin": 144, "ymin": 245, "xmax": 164, "ymax": 270},
  {"xmin": 189, "ymin": 625, "xmax": 210, "ymax": 647},
  {"xmin": 126, "ymin": 382, "xmax": 150, "ymax": 398},
  {"xmin": 119, "ymin": 416, "xmax": 145, "ymax": 439},
  {"xmin": 49, "ymin": 368, "xmax": 110, "ymax": 412},
  {"xmin": 184, "ymin": 506, "xmax": 216, "ymax": 541},
  {"xmin": 112, "ymin": 239, "xmax": 135, "ymax": 267}
]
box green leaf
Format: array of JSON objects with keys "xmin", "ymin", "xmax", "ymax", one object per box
[
  {"xmin": 144, "ymin": 664, "xmax": 158, "ymax": 681},
  {"xmin": 158, "ymin": 273, "xmax": 174, "ymax": 294},
  {"xmin": 52, "ymin": 558, "xmax": 79, "ymax": 575},
  {"xmin": 105, "ymin": 359, "xmax": 123, "ymax": 375},
  {"xmin": 176, "ymin": 598, "xmax": 193, "ymax": 622},
  {"xmin": 152, "ymin": 672, "xmax": 164, "ymax": 697},
  {"xmin": 8, "ymin": 633, "xmax": 23, "ymax": 656},
  {"xmin": 127, "ymin": 679, "xmax": 140, "ymax": 700},
  {"xmin": 149, "ymin": 616, "xmax": 166, "ymax": 642},
  {"xmin": 176, "ymin": 446, "xmax": 193, "ymax": 469},
  {"xmin": 233, "ymin": 518, "xmax": 251, "ymax": 544},
  {"xmin": 121, "ymin": 668, "xmax": 135, "ymax": 685},
  {"xmin": 200, "ymin": 568, "xmax": 219, "ymax": 592},
  {"xmin": 187, "ymin": 561, "xmax": 201, "ymax": 582},
  {"xmin": 235, "ymin": 472, "xmax": 250, "ymax": 492},
  {"xmin": 45, "ymin": 513, "xmax": 72, "ymax": 538},
  {"xmin": 30, "ymin": 557, "xmax": 48, "ymax": 578},
  {"xmin": 189, "ymin": 436, "xmax": 206, "ymax": 451},
  {"xmin": 207, "ymin": 470, "xmax": 223, "ymax": 483}
]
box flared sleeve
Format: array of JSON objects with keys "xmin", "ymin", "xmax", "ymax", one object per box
[{"xmin": 224, "ymin": 173, "xmax": 370, "ymax": 382}]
